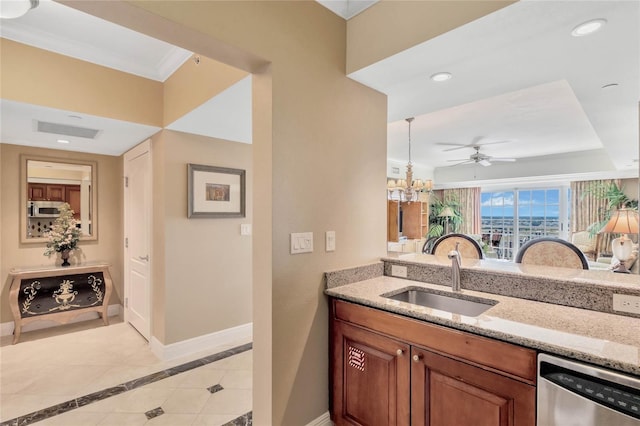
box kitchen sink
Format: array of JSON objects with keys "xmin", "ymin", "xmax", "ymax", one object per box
[{"xmin": 383, "ymin": 289, "xmax": 498, "ymax": 317}]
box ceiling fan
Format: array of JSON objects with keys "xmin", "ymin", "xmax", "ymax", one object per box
[
  {"xmin": 436, "ymin": 136, "xmax": 513, "ymax": 152},
  {"xmin": 448, "ymin": 145, "xmax": 516, "ymax": 167}
]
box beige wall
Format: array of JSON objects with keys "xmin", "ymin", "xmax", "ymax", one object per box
[
  {"xmin": 0, "ymin": 144, "xmax": 124, "ymax": 322},
  {"xmin": 163, "ymin": 55, "xmax": 249, "ymax": 125},
  {"xmin": 0, "ymin": 39, "xmax": 163, "ymax": 127},
  {"xmin": 148, "ymin": 130, "xmax": 253, "ymax": 344},
  {"xmin": 346, "ymin": 0, "xmax": 515, "ymax": 74},
  {"xmin": 62, "ymin": 1, "xmax": 508, "ymax": 424}
]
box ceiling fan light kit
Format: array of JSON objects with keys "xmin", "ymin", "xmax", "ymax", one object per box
[
  {"xmin": 447, "ymin": 144, "xmax": 517, "ymax": 167},
  {"xmin": 0, "ymin": 0, "xmax": 38, "ymax": 19}
]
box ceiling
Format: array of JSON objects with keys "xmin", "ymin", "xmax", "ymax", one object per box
[
  {"xmin": 0, "ymin": 0, "xmax": 252, "ymax": 156},
  {"xmin": 347, "ymin": 0, "xmax": 639, "ymax": 182},
  {"xmin": 0, "ymin": 0, "xmax": 638, "ymax": 183}
]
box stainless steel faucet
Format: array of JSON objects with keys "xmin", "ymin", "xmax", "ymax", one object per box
[{"xmin": 447, "ymin": 242, "xmax": 462, "ymax": 292}]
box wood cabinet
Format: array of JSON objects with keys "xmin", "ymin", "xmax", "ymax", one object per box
[
  {"xmin": 65, "ymin": 185, "xmax": 82, "ymax": 218},
  {"xmin": 411, "ymin": 347, "xmax": 535, "ymax": 426},
  {"xmin": 332, "ymin": 321, "xmax": 410, "ymax": 425},
  {"xmin": 29, "ymin": 183, "xmax": 68, "ymax": 201},
  {"xmin": 28, "ymin": 183, "xmax": 81, "ymax": 216},
  {"xmin": 8, "ymin": 263, "xmax": 113, "ymax": 344},
  {"xmin": 28, "ymin": 183, "xmax": 47, "ymax": 201},
  {"xmin": 388, "ymin": 200, "xmax": 429, "ymax": 242},
  {"xmin": 330, "ymin": 299, "xmax": 536, "ymax": 426}
]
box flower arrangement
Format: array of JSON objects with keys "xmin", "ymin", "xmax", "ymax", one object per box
[{"xmin": 44, "ymin": 203, "xmax": 81, "ymax": 257}]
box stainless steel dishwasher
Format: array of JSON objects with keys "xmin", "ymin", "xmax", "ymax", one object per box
[{"xmin": 537, "ymin": 353, "xmax": 640, "ymax": 426}]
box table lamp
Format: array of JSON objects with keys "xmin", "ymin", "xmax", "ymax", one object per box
[{"xmin": 599, "ymin": 208, "xmax": 639, "ymax": 273}]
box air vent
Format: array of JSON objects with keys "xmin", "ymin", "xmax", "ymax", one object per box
[{"xmin": 36, "ymin": 120, "xmax": 101, "ymax": 139}]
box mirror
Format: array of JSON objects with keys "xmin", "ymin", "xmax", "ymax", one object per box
[
  {"xmin": 20, "ymin": 155, "xmax": 97, "ymax": 243},
  {"xmin": 383, "ymin": 1, "xmax": 639, "ymax": 273}
]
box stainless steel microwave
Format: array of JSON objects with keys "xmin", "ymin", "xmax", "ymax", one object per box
[{"xmin": 27, "ymin": 201, "xmax": 64, "ymax": 218}]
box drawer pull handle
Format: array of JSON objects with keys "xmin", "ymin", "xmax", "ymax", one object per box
[
  {"xmin": 413, "ymin": 354, "xmax": 423, "ymax": 362},
  {"xmin": 396, "ymin": 349, "xmax": 404, "ymax": 356},
  {"xmin": 139, "ymin": 255, "xmax": 149, "ymax": 262}
]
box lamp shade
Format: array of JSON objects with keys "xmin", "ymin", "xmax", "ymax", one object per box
[
  {"xmin": 439, "ymin": 206, "xmax": 455, "ymax": 218},
  {"xmin": 600, "ymin": 208, "xmax": 639, "ymax": 234}
]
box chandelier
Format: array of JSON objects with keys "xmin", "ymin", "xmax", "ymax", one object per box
[{"xmin": 387, "ymin": 117, "xmax": 433, "ymax": 202}]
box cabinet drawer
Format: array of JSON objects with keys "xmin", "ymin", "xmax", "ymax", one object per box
[{"xmin": 333, "ymin": 299, "xmax": 536, "ymax": 383}]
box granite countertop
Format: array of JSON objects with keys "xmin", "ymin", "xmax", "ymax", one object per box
[{"xmin": 325, "ymin": 275, "xmax": 640, "ymax": 377}]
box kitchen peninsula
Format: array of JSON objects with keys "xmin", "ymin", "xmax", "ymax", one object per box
[{"xmin": 325, "ymin": 255, "xmax": 640, "ymax": 425}]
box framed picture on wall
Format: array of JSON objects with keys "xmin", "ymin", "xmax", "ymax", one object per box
[{"xmin": 188, "ymin": 163, "xmax": 246, "ymax": 218}]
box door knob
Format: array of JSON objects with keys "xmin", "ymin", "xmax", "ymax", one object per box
[
  {"xmin": 396, "ymin": 349, "xmax": 404, "ymax": 356},
  {"xmin": 139, "ymin": 255, "xmax": 149, "ymax": 261},
  {"xmin": 413, "ymin": 354, "xmax": 423, "ymax": 362}
]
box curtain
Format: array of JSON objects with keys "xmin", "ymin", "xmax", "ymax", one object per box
[
  {"xmin": 443, "ymin": 187, "xmax": 481, "ymax": 234},
  {"xmin": 570, "ymin": 179, "xmax": 621, "ymax": 256}
]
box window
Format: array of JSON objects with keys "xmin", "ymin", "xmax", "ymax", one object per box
[{"xmin": 481, "ymin": 187, "xmax": 568, "ymax": 260}]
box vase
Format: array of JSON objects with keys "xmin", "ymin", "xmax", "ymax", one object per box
[{"xmin": 60, "ymin": 249, "xmax": 71, "ymax": 267}]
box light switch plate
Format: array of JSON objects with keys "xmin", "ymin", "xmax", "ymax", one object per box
[
  {"xmin": 240, "ymin": 224, "xmax": 252, "ymax": 236},
  {"xmin": 291, "ymin": 232, "xmax": 313, "ymax": 254},
  {"xmin": 326, "ymin": 231, "xmax": 336, "ymax": 252}
]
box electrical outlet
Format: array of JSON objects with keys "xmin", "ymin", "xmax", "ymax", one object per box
[
  {"xmin": 612, "ymin": 294, "xmax": 640, "ymax": 315},
  {"xmin": 391, "ymin": 265, "xmax": 408, "ymax": 278}
]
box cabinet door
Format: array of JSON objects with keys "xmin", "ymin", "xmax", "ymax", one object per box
[
  {"xmin": 65, "ymin": 185, "xmax": 81, "ymax": 218},
  {"xmin": 46, "ymin": 184, "xmax": 65, "ymax": 201},
  {"xmin": 388, "ymin": 200, "xmax": 400, "ymax": 242},
  {"xmin": 411, "ymin": 347, "xmax": 535, "ymax": 426},
  {"xmin": 332, "ymin": 320, "xmax": 410, "ymax": 426},
  {"xmin": 400, "ymin": 201, "xmax": 424, "ymax": 240},
  {"xmin": 28, "ymin": 183, "xmax": 47, "ymax": 200}
]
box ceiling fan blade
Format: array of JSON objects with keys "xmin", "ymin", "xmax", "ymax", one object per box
[
  {"xmin": 490, "ymin": 158, "xmax": 516, "ymax": 162},
  {"xmin": 447, "ymin": 158, "xmax": 471, "ymax": 162},
  {"xmin": 436, "ymin": 143, "xmax": 469, "ymax": 152},
  {"xmin": 479, "ymin": 159, "xmax": 492, "ymax": 167},
  {"xmin": 448, "ymin": 160, "xmax": 474, "ymax": 167},
  {"xmin": 474, "ymin": 140, "xmax": 512, "ymax": 147}
]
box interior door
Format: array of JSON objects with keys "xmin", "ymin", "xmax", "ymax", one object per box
[{"xmin": 124, "ymin": 140, "xmax": 151, "ymax": 340}]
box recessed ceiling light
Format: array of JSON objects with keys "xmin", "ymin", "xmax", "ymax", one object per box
[
  {"xmin": 431, "ymin": 72, "xmax": 452, "ymax": 82},
  {"xmin": 57, "ymin": 139, "xmax": 70, "ymax": 144},
  {"xmin": 571, "ymin": 19, "xmax": 606, "ymax": 37}
]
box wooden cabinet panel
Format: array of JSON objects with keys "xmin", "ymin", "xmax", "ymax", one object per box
[
  {"xmin": 388, "ymin": 200, "xmax": 428, "ymax": 242},
  {"xmin": 388, "ymin": 200, "xmax": 400, "ymax": 242},
  {"xmin": 411, "ymin": 347, "xmax": 535, "ymax": 426},
  {"xmin": 334, "ymin": 300, "xmax": 536, "ymax": 383},
  {"xmin": 28, "ymin": 183, "xmax": 47, "ymax": 200},
  {"xmin": 401, "ymin": 202, "xmax": 423, "ymax": 240},
  {"xmin": 46, "ymin": 184, "xmax": 65, "ymax": 201},
  {"xmin": 330, "ymin": 299, "xmax": 536, "ymax": 426},
  {"xmin": 65, "ymin": 185, "xmax": 81, "ymax": 218},
  {"xmin": 332, "ymin": 320, "xmax": 410, "ymax": 426}
]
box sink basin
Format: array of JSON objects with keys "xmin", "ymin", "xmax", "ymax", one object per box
[{"xmin": 384, "ymin": 289, "xmax": 497, "ymax": 317}]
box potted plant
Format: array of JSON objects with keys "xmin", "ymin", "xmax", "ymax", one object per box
[
  {"xmin": 44, "ymin": 203, "xmax": 81, "ymax": 267},
  {"xmin": 584, "ymin": 182, "xmax": 638, "ymax": 237},
  {"xmin": 427, "ymin": 194, "xmax": 463, "ymax": 238}
]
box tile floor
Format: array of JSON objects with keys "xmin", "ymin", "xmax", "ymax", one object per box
[{"xmin": 0, "ymin": 317, "xmax": 252, "ymax": 425}]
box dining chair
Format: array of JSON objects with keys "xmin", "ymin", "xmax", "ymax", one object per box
[
  {"xmin": 431, "ymin": 233, "xmax": 484, "ymax": 259},
  {"xmin": 515, "ymin": 237, "xmax": 589, "ymax": 269}
]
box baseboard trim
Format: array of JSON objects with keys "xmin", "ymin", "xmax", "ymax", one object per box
[
  {"xmin": 307, "ymin": 411, "xmax": 332, "ymax": 426},
  {"xmin": 0, "ymin": 304, "xmax": 121, "ymax": 337},
  {"xmin": 150, "ymin": 322, "xmax": 253, "ymax": 361}
]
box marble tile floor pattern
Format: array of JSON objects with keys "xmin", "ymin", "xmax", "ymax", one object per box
[{"xmin": 0, "ymin": 318, "xmax": 252, "ymax": 425}]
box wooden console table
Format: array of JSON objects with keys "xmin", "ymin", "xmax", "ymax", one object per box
[{"xmin": 8, "ymin": 262, "xmax": 113, "ymax": 344}]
